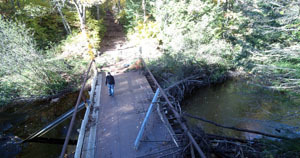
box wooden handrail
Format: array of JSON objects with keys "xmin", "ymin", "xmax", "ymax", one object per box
[
  {"xmin": 141, "ymin": 58, "xmax": 206, "ymax": 158},
  {"xmin": 60, "ymin": 60, "xmax": 95, "ymax": 158}
]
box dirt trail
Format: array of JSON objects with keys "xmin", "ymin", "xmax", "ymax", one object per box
[
  {"xmin": 100, "ymin": 12, "xmax": 126, "ymax": 53},
  {"xmin": 97, "ymin": 11, "xmax": 139, "ymax": 75}
]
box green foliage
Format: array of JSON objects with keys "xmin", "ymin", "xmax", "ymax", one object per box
[
  {"xmin": 21, "ymin": 13, "xmax": 66, "ymax": 48},
  {"xmin": 1, "ymin": 0, "xmax": 94, "ymax": 49},
  {"xmin": 148, "ymin": 52, "xmax": 228, "ymax": 88},
  {"xmin": 117, "ymin": 0, "xmax": 155, "ymax": 31},
  {"xmin": 121, "ymin": 0, "xmax": 141, "ymax": 30},
  {"xmin": 122, "ymin": 0, "xmax": 300, "ymax": 94},
  {"xmin": 127, "ymin": 20, "xmax": 159, "ymax": 40},
  {"xmin": 0, "ymin": 18, "xmax": 69, "ymax": 106},
  {"xmin": 116, "ymin": 9, "xmax": 129, "ymax": 26},
  {"xmin": 15, "ymin": 1, "xmax": 50, "ymax": 17},
  {"xmin": 0, "ymin": 0, "xmax": 49, "ymax": 16},
  {"xmin": 0, "ymin": 0, "xmax": 80, "ymax": 48},
  {"xmin": 233, "ymin": 0, "xmax": 300, "ymax": 93},
  {"xmin": 145, "ymin": 0, "xmax": 237, "ymax": 81},
  {"xmin": 86, "ymin": 10, "xmax": 106, "ymax": 49},
  {"xmin": 90, "ymin": 5, "xmax": 106, "ymax": 19},
  {"xmin": 0, "ymin": 0, "xmax": 107, "ymax": 107}
]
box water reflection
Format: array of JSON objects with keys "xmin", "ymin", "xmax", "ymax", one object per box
[
  {"xmin": 0, "ymin": 91, "xmax": 87, "ymax": 158},
  {"xmin": 183, "ymin": 79, "xmax": 300, "ymax": 139}
]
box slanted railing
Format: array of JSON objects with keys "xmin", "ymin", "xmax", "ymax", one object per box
[
  {"xmin": 140, "ymin": 58, "xmax": 206, "ymax": 158},
  {"xmin": 134, "ymin": 88, "xmax": 160, "ymax": 149},
  {"xmin": 60, "ymin": 60, "xmax": 97, "ymax": 158},
  {"xmin": 74, "ymin": 67, "xmax": 99, "ymax": 158},
  {"xmin": 23, "ymin": 101, "xmax": 88, "ymax": 144}
]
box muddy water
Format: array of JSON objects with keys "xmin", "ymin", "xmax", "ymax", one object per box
[
  {"xmin": 0, "ymin": 91, "xmax": 88, "ymax": 158},
  {"xmin": 183, "ymin": 79, "xmax": 300, "ymax": 139}
]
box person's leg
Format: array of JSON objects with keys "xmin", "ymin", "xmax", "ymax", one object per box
[
  {"xmin": 108, "ymin": 84, "xmax": 112, "ymax": 96},
  {"xmin": 111, "ymin": 84, "xmax": 114, "ymax": 96}
]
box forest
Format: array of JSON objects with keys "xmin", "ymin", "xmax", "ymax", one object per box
[
  {"xmin": 0, "ymin": 0, "xmax": 106, "ymax": 106},
  {"xmin": 1, "ymin": 0, "xmax": 300, "ymax": 157},
  {"xmin": 1, "ymin": 0, "xmax": 299, "ymax": 106}
]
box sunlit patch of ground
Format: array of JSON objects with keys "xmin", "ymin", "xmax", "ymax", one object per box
[{"xmin": 95, "ymin": 13, "xmax": 162, "ymax": 75}]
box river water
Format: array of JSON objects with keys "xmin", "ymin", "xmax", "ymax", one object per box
[
  {"xmin": 1, "ymin": 79, "xmax": 299, "ymax": 157},
  {"xmin": 183, "ymin": 79, "xmax": 300, "ymax": 140},
  {"xmin": 0, "ymin": 91, "xmax": 86, "ymax": 158}
]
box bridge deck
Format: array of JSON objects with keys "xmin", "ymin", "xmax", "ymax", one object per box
[{"xmin": 81, "ymin": 71, "xmax": 175, "ymax": 158}]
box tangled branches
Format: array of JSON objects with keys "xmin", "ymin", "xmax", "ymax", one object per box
[{"xmin": 147, "ymin": 65, "xmax": 300, "ymax": 157}]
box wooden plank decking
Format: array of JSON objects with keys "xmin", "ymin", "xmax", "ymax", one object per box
[{"xmin": 79, "ymin": 71, "xmax": 175, "ymax": 158}]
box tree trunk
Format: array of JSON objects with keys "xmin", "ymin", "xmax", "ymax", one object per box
[
  {"xmin": 116, "ymin": 0, "xmax": 121, "ymax": 13},
  {"xmin": 10, "ymin": 0, "xmax": 15, "ymax": 11},
  {"xmin": 81, "ymin": 5, "xmax": 86, "ymax": 31},
  {"xmin": 224, "ymin": 0, "xmax": 227, "ymax": 11},
  {"xmin": 16, "ymin": 0, "xmax": 20, "ymax": 8},
  {"xmin": 118, "ymin": 0, "xmax": 121, "ymax": 9},
  {"xmin": 96, "ymin": 5, "xmax": 100, "ymax": 20},
  {"xmin": 73, "ymin": 0, "xmax": 86, "ymax": 32},
  {"xmin": 57, "ymin": 8, "xmax": 71, "ymax": 34},
  {"xmin": 142, "ymin": 0, "xmax": 146, "ymax": 23}
]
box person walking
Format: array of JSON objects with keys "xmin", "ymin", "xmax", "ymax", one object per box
[{"xmin": 105, "ymin": 72, "xmax": 115, "ymax": 96}]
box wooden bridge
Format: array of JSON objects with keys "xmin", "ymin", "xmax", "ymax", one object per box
[
  {"xmin": 58, "ymin": 59, "xmax": 205, "ymax": 158},
  {"xmin": 57, "ymin": 11, "xmax": 205, "ymax": 158},
  {"xmin": 78, "ymin": 70, "xmax": 176, "ymax": 158}
]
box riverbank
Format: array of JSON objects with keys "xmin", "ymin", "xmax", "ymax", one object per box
[
  {"xmin": 0, "ymin": 89, "xmax": 88, "ymax": 158},
  {"xmin": 182, "ymin": 78, "xmax": 300, "ymax": 157},
  {"xmin": 142, "ymin": 53, "xmax": 300, "ymax": 157},
  {"xmin": 0, "ymin": 81, "xmax": 94, "ymax": 113}
]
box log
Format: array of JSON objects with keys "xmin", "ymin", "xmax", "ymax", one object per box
[
  {"xmin": 190, "ymin": 140, "xmax": 196, "ymax": 158},
  {"xmin": 205, "ymin": 133, "xmax": 254, "ymax": 143},
  {"xmin": 183, "ymin": 112, "xmax": 290, "ymax": 140},
  {"xmin": 164, "ymin": 75, "xmax": 205, "ymax": 91}
]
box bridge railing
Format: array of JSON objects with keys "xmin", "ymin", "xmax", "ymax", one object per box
[
  {"xmin": 140, "ymin": 58, "xmax": 206, "ymax": 158},
  {"xmin": 60, "ymin": 60, "xmax": 97, "ymax": 158}
]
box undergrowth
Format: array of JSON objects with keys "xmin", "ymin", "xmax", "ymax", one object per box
[{"xmin": 0, "ymin": 2, "xmax": 106, "ymax": 107}]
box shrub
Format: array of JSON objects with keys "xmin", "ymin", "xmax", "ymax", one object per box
[
  {"xmin": 0, "ymin": 18, "xmax": 69, "ymax": 106},
  {"xmin": 125, "ymin": 0, "xmax": 300, "ymax": 94}
]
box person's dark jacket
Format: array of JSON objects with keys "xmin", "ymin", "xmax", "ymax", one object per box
[{"xmin": 106, "ymin": 75, "xmax": 115, "ymax": 85}]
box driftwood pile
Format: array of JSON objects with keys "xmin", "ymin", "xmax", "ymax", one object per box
[{"xmin": 145, "ymin": 70, "xmax": 299, "ymax": 158}]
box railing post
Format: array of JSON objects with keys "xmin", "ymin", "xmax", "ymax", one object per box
[
  {"xmin": 60, "ymin": 60, "xmax": 94, "ymax": 158},
  {"xmin": 134, "ymin": 88, "xmax": 160, "ymax": 150}
]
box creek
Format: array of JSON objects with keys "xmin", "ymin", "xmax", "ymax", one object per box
[
  {"xmin": 1, "ymin": 79, "xmax": 300, "ymax": 157},
  {"xmin": 0, "ymin": 91, "xmax": 87, "ymax": 158},
  {"xmin": 182, "ymin": 79, "xmax": 300, "ymax": 140}
]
